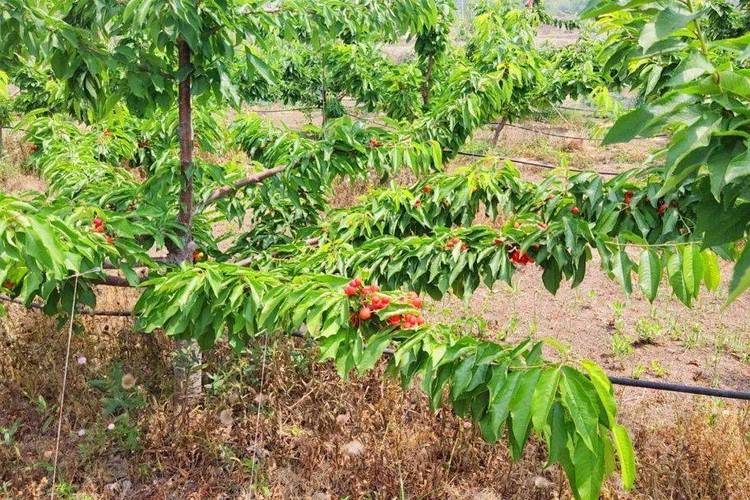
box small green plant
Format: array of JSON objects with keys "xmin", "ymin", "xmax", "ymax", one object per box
[
  {"xmin": 634, "ymin": 316, "xmax": 662, "ymax": 345},
  {"xmin": 611, "ymin": 300, "xmax": 626, "ymax": 335},
  {"xmin": 53, "ymin": 480, "xmax": 76, "ymax": 499},
  {"xmin": 648, "ymin": 360, "xmax": 667, "ymax": 378},
  {"xmin": 631, "ymin": 364, "xmax": 646, "ymax": 379},
  {"xmin": 27, "ymin": 394, "xmax": 57, "ymax": 433},
  {"xmin": 1, "ymin": 419, "xmax": 20, "ymax": 446},
  {"xmin": 88, "ymin": 364, "xmax": 146, "ymax": 416},
  {"xmin": 612, "ymin": 332, "xmax": 634, "ymax": 358}
]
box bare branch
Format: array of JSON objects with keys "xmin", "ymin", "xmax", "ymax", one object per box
[
  {"xmin": 199, "ymin": 164, "xmax": 287, "ymax": 211},
  {"xmin": 92, "ymin": 274, "xmax": 135, "ymax": 287},
  {"xmin": 0, "ymin": 294, "xmax": 133, "ymax": 316}
]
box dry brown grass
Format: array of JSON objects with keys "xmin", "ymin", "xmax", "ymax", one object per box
[
  {"xmin": 0, "ymin": 128, "xmax": 45, "ymax": 193},
  {"xmin": 1, "ymin": 306, "xmax": 749, "ymax": 499}
]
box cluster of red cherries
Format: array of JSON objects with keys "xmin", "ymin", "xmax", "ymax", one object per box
[
  {"xmin": 91, "ymin": 217, "xmax": 114, "ymax": 244},
  {"xmin": 445, "ymin": 237, "xmax": 469, "ymax": 252},
  {"xmin": 344, "ymin": 279, "xmax": 425, "ymax": 329},
  {"xmin": 492, "ymin": 238, "xmax": 535, "ymax": 266}
]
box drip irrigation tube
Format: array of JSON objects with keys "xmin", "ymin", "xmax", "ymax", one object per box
[
  {"xmin": 455, "ymin": 150, "xmax": 622, "ymax": 176},
  {"xmin": 608, "ymin": 376, "xmax": 750, "ymax": 400},
  {"xmin": 496, "ymin": 122, "xmax": 596, "ymax": 141},
  {"xmin": 249, "ymin": 106, "xmax": 318, "ymax": 113},
  {"xmin": 289, "ymin": 332, "xmax": 750, "ymax": 401}
]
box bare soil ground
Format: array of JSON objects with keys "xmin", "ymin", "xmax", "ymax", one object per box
[{"xmin": 1, "ymin": 108, "xmax": 749, "ymax": 498}]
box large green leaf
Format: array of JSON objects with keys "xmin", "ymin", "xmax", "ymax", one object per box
[
  {"xmin": 638, "ymin": 249, "xmax": 661, "ymax": 302},
  {"xmin": 727, "ymin": 243, "xmax": 750, "ymax": 303},
  {"xmin": 681, "ymin": 244, "xmax": 703, "ymax": 298},
  {"xmin": 612, "ymin": 424, "xmax": 636, "ymax": 490}
]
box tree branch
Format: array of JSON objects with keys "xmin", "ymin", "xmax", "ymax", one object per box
[
  {"xmin": 198, "ymin": 164, "xmax": 287, "ymax": 212},
  {"xmin": 92, "ymin": 274, "xmax": 137, "ymax": 287},
  {"xmin": 0, "ymin": 294, "xmax": 133, "ymax": 316}
]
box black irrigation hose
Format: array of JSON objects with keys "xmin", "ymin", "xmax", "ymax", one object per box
[
  {"xmin": 289, "ymin": 331, "xmax": 750, "ymax": 401},
  {"xmin": 498, "ymin": 123, "xmax": 598, "ymax": 141},
  {"xmin": 608, "ymin": 376, "xmax": 750, "ymax": 401},
  {"xmin": 494, "ymin": 122, "xmax": 670, "ymax": 142},
  {"xmin": 249, "ymin": 106, "xmax": 319, "ymax": 114},
  {"xmin": 557, "ymin": 105, "xmax": 599, "ymax": 113},
  {"xmin": 455, "ymin": 150, "xmax": 622, "ymax": 177}
]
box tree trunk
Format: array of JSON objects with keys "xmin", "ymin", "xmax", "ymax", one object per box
[
  {"xmin": 176, "ymin": 39, "xmax": 195, "ymax": 260},
  {"xmin": 321, "ymin": 68, "xmax": 328, "ymax": 124},
  {"xmin": 491, "ymin": 118, "xmax": 507, "ymax": 146},
  {"xmin": 420, "ymin": 54, "xmax": 435, "ymax": 108},
  {"xmin": 0, "ymin": 127, "xmax": 4, "ymax": 158},
  {"xmin": 173, "ymin": 39, "xmax": 202, "ymax": 403}
]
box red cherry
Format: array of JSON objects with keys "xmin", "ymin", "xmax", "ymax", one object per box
[
  {"xmin": 411, "ymin": 297, "xmax": 423, "ymax": 308},
  {"xmin": 93, "ymin": 217, "xmax": 103, "ymax": 226},
  {"xmin": 349, "ymin": 278, "xmax": 362, "ymax": 288},
  {"xmin": 105, "ymin": 235, "xmax": 114, "ymax": 245},
  {"xmin": 571, "ymin": 207, "xmax": 581, "ymax": 216},
  {"xmin": 494, "ymin": 238, "xmax": 504, "ymax": 246},
  {"xmin": 422, "ymin": 185, "xmax": 431, "ymax": 193},
  {"xmin": 414, "ymin": 199, "xmax": 422, "ymax": 208},
  {"xmin": 344, "ymin": 285, "xmax": 358, "ymax": 296},
  {"xmin": 93, "ymin": 225, "xmax": 106, "ymax": 233},
  {"xmin": 416, "ymin": 316, "xmax": 425, "ymax": 325},
  {"xmin": 387, "ymin": 315, "xmax": 402, "ymax": 326},
  {"xmin": 358, "ymin": 307, "xmax": 372, "ymax": 321},
  {"xmin": 2, "ymin": 280, "xmax": 14, "ymax": 289},
  {"xmin": 624, "ymin": 191, "xmax": 633, "ymax": 205}
]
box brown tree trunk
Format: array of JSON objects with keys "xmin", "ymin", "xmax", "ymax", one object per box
[
  {"xmin": 176, "ymin": 39, "xmax": 195, "ymax": 261},
  {"xmin": 491, "ymin": 118, "xmax": 507, "ymax": 146},
  {"xmin": 420, "ymin": 54, "xmax": 434, "ymax": 108},
  {"xmin": 173, "ymin": 39, "xmax": 202, "ymax": 402}
]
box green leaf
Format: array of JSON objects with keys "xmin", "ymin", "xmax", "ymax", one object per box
[
  {"xmin": 667, "ymin": 251, "xmax": 691, "ymax": 306},
  {"xmin": 509, "ymin": 367, "xmax": 541, "ymax": 458},
  {"xmin": 667, "ymin": 51, "xmax": 714, "ymax": 87},
  {"xmin": 638, "ymin": 249, "xmax": 661, "ymax": 302},
  {"xmin": 612, "ymin": 249, "xmax": 633, "ymax": 296},
  {"xmin": 580, "ymin": 360, "xmax": 616, "ymax": 427},
  {"xmin": 480, "ymin": 369, "xmax": 520, "ymax": 444},
  {"xmin": 725, "ymin": 150, "xmax": 750, "ymax": 185},
  {"xmin": 727, "ymin": 243, "xmax": 750, "ymax": 304},
  {"xmin": 653, "ymin": 8, "xmax": 697, "ymax": 44},
  {"xmin": 542, "ymin": 262, "xmax": 562, "ymax": 295},
  {"xmin": 682, "ymin": 244, "xmax": 703, "ymax": 298},
  {"xmin": 531, "ymin": 367, "xmax": 560, "ymax": 433},
  {"xmin": 612, "ymin": 424, "xmax": 636, "ymax": 490},
  {"xmin": 603, "ymin": 108, "xmax": 652, "ymax": 144},
  {"xmin": 560, "ymin": 367, "xmax": 599, "ymax": 451},
  {"xmin": 702, "ymin": 250, "xmax": 721, "ymax": 292}
]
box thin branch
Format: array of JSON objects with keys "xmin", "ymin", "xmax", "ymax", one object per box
[
  {"xmin": 199, "ymin": 164, "xmax": 287, "ymax": 211},
  {"xmin": 91, "ymin": 274, "xmax": 138, "ymax": 287},
  {"xmin": 0, "ymin": 294, "xmax": 132, "ymax": 317}
]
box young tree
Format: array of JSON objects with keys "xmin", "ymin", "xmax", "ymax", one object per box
[{"xmin": 5, "ymin": 0, "xmax": 749, "ymax": 497}]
